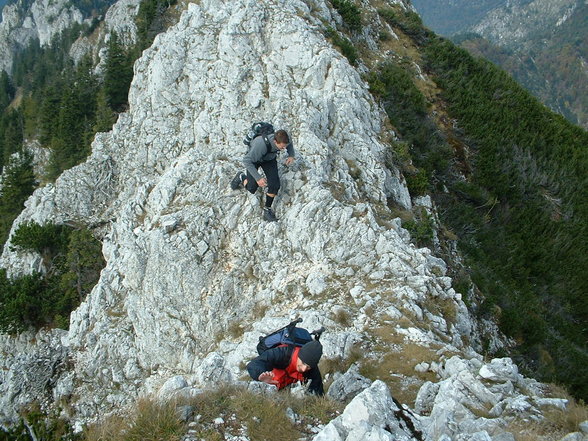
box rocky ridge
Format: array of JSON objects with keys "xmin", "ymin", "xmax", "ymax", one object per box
[
  {"xmin": 70, "ymin": 0, "xmax": 142, "ymax": 68},
  {"xmin": 0, "ymin": 0, "xmax": 585, "ymax": 440}
]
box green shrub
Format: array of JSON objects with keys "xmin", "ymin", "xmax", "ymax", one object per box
[
  {"xmin": 0, "ymin": 152, "xmax": 35, "ymax": 246},
  {"xmin": 423, "ymin": 34, "xmax": 588, "ymax": 399},
  {"xmin": 377, "ymin": 7, "xmax": 431, "ymax": 44},
  {"xmin": 330, "ymin": 0, "xmax": 362, "ymax": 32},
  {"xmin": 367, "ymin": 61, "xmax": 452, "ymax": 188},
  {"xmin": 136, "ymin": 0, "xmax": 179, "ymax": 50},
  {"xmin": 325, "ymin": 27, "xmax": 358, "ymax": 65},
  {"xmin": 85, "ymin": 398, "xmax": 185, "ymax": 441},
  {"xmin": 11, "ymin": 221, "xmax": 70, "ymax": 257},
  {"xmin": 405, "ymin": 168, "xmax": 429, "ymax": 196},
  {"xmin": 402, "ymin": 209, "xmax": 434, "ymax": 247}
]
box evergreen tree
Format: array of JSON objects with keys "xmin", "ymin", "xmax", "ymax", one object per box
[
  {"xmin": 0, "ymin": 109, "xmax": 24, "ymax": 170},
  {"xmin": 94, "ymin": 88, "xmax": 116, "ymax": 132},
  {"xmin": 103, "ymin": 33, "xmax": 133, "ymax": 112},
  {"xmin": 0, "ymin": 70, "xmax": 14, "ymax": 111},
  {"xmin": 60, "ymin": 228, "xmax": 105, "ymax": 302},
  {"xmin": 0, "ymin": 151, "xmax": 35, "ymax": 245},
  {"xmin": 38, "ymin": 85, "xmax": 62, "ymax": 146}
]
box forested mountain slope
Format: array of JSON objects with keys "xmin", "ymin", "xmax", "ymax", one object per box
[{"xmin": 412, "ymin": 0, "xmax": 588, "ymax": 129}]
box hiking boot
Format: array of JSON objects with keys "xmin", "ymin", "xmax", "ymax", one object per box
[
  {"xmin": 263, "ymin": 207, "xmax": 278, "ymax": 222},
  {"xmin": 230, "ymin": 172, "xmax": 246, "ymax": 190}
]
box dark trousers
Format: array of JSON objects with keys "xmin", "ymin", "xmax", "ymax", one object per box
[{"xmin": 246, "ymin": 159, "xmax": 281, "ymax": 195}]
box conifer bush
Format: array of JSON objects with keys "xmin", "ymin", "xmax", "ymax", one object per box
[
  {"xmin": 422, "ymin": 34, "xmax": 588, "ymax": 399},
  {"xmin": 325, "ymin": 27, "xmax": 358, "ymax": 65},
  {"xmin": 369, "ymin": 8, "xmax": 588, "ymax": 399},
  {"xmin": 330, "ymin": 0, "xmax": 362, "ymax": 32},
  {"xmin": 0, "ymin": 222, "xmax": 105, "ymax": 333}
]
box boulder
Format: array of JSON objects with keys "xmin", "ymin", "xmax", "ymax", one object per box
[
  {"xmin": 314, "ymin": 380, "xmax": 423, "ymax": 441},
  {"xmin": 326, "ymin": 363, "xmax": 372, "ymax": 402}
]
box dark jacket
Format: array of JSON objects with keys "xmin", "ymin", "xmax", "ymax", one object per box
[
  {"xmin": 243, "ymin": 134, "xmax": 295, "ymax": 181},
  {"xmin": 246, "ymin": 345, "xmax": 324, "ymax": 396}
]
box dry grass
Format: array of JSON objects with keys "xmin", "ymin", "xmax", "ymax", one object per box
[
  {"xmin": 332, "ymin": 308, "xmax": 352, "ymax": 327},
  {"xmin": 543, "ymin": 385, "xmax": 588, "ymax": 432},
  {"xmin": 423, "ymin": 297, "xmax": 458, "ymax": 327},
  {"xmin": 251, "ymin": 302, "xmax": 269, "ymax": 319},
  {"xmin": 507, "ymin": 418, "xmax": 567, "ymax": 441},
  {"xmin": 84, "ymin": 398, "xmax": 185, "ymax": 441},
  {"xmin": 287, "ymin": 394, "xmax": 344, "ymax": 424},
  {"xmin": 84, "ymin": 385, "xmax": 339, "ymax": 441},
  {"xmin": 505, "ymin": 384, "xmax": 588, "ymax": 441},
  {"xmin": 227, "ymin": 321, "xmax": 244, "ymax": 339},
  {"xmin": 187, "ymin": 384, "xmax": 342, "ymax": 440},
  {"xmin": 359, "ymin": 340, "xmax": 439, "ymax": 406},
  {"xmin": 357, "ymin": 325, "xmax": 444, "ymax": 406}
]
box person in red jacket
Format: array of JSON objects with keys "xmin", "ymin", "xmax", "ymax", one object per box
[{"xmin": 246, "ymin": 340, "xmax": 324, "ymax": 395}]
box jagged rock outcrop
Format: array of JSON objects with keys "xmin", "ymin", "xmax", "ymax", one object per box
[
  {"xmin": 0, "ymin": 0, "xmax": 581, "ymax": 439},
  {"xmin": 314, "ymin": 380, "xmax": 424, "ymax": 441},
  {"xmin": 0, "ymin": 0, "xmax": 459, "ymax": 421},
  {"xmin": 416, "ymin": 356, "xmax": 554, "ymax": 441},
  {"xmin": 0, "ymin": 0, "xmax": 140, "ymax": 75},
  {"xmin": 0, "ymin": 330, "xmax": 69, "ymax": 424},
  {"xmin": 70, "ymin": 0, "xmax": 142, "ymax": 67},
  {"xmin": 0, "ymin": 0, "xmax": 84, "ymax": 73}
]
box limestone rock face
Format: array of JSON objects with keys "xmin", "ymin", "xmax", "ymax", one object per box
[
  {"xmin": 70, "ymin": 0, "xmax": 142, "ymax": 67},
  {"xmin": 0, "ymin": 0, "xmax": 451, "ymax": 423},
  {"xmin": 29, "ymin": 0, "xmax": 83, "ymax": 46},
  {"xmin": 0, "ymin": 0, "xmax": 84, "ymax": 73},
  {"xmin": 0, "ymin": 330, "xmax": 68, "ymax": 423}
]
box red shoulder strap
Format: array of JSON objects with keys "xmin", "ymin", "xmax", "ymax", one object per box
[{"xmin": 271, "ymin": 346, "xmax": 305, "ymax": 389}]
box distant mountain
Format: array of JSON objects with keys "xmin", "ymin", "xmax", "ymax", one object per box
[
  {"xmin": 410, "ymin": 0, "xmax": 509, "ymax": 36},
  {"xmin": 412, "ymin": 0, "xmax": 588, "ymax": 128}
]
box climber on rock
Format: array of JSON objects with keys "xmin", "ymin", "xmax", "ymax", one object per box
[
  {"xmin": 230, "ymin": 125, "xmax": 295, "ymax": 222},
  {"xmin": 246, "ymin": 340, "xmax": 324, "ymax": 395}
]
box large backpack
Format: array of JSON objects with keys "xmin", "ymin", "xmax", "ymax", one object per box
[
  {"xmin": 256, "ymin": 318, "xmax": 324, "ymax": 355},
  {"xmin": 243, "ymin": 121, "xmax": 274, "ymax": 154}
]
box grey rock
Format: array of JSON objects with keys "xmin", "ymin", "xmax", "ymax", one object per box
[
  {"xmin": 0, "ymin": 330, "xmax": 68, "ymax": 424},
  {"xmin": 315, "ymin": 380, "xmax": 422, "ymax": 441},
  {"xmin": 247, "ymin": 381, "xmax": 277, "ymax": 395},
  {"xmin": 456, "ymin": 432, "xmax": 492, "ymax": 441},
  {"xmin": 326, "ymin": 363, "xmax": 372, "ymax": 402},
  {"xmin": 535, "ymin": 397, "xmax": 568, "ymax": 411},
  {"xmin": 479, "ymin": 358, "xmax": 521, "ymax": 383},
  {"xmin": 158, "ymin": 375, "xmax": 188, "ymax": 400},
  {"xmin": 193, "ymin": 353, "xmax": 233, "ymax": 386},
  {"xmin": 492, "ymin": 433, "xmax": 516, "ymax": 441},
  {"xmin": 177, "ymin": 405, "xmax": 194, "ymax": 422},
  {"xmin": 414, "ymin": 381, "xmax": 439, "ymax": 415},
  {"xmin": 559, "ymin": 433, "xmax": 586, "ymax": 441}
]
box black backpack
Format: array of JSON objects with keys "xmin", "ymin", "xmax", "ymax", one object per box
[
  {"xmin": 243, "ymin": 122, "xmax": 274, "ymax": 154},
  {"xmin": 256, "ymin": 318, "xmax": 324, "ymax": 355}
]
